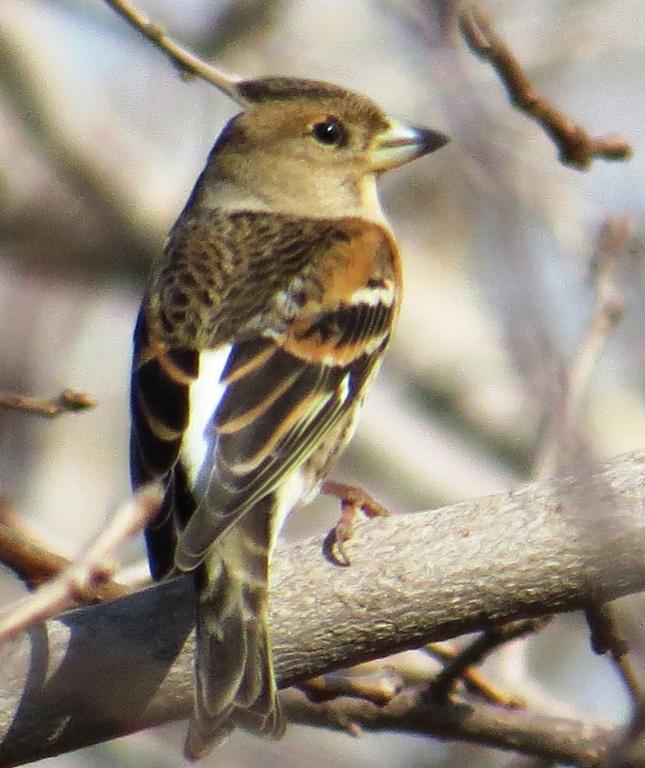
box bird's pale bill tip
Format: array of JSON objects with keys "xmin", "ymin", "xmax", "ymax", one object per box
[{"xmin": 372, "ymin": 117, "xmax": 450, "ymax": 171}]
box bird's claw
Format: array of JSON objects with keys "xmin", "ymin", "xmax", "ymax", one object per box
[{"xmin": 321, "ymin": 481, "xmax": 390, "ymax": 566}]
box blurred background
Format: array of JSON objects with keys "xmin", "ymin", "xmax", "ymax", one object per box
[{"xmin": 1, "ymin": 0, "xmax": 644, "ymax": 766}]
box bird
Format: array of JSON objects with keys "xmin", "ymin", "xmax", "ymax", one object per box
[{"xmin": 129, "ymin": 76, "xmax": 449, "ymax": 760}]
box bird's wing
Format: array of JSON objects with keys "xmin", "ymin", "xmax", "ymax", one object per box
[
  {"xmin": 174, "ymin": 332, "xmax": 386, "ymax": 572},
  {"xmin": 130, "ymin": 212, "xmax": 399, "ymax": 576},
  {"xmin": 130, "ymin": 309, "xmax": 201, "ymax": 577}
]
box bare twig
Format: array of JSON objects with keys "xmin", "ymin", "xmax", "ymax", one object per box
[
  {"xmin": 300, "ymin": 666, "xmax": 403, "ymax": 706},
  {"xmin": 281, "ymin": 687, "xmax": 625, "ymax": 767},
  {"xmin": 529, "ymin": 215, "xmax": 641, "ymax": 728},
  {"xmin": 535, "ymin": 216, "xmax": 632, "ymax": 480},
  {"xmin": 0, "ymin": 500, "xmax": 126, "ymax": 602},
  {"xmin": 427, "ymin": 620, "xmax": 547, "ymax": 703},
  {"xmin": 102, "ymin": 0, "xmax": 243, "ymax": 101},
  {"xmin": 0, "ymin": 484, "xmax": 162, "ymax": 644},
  {"xmin": 534, "ymin": 216, "xmax": 639, "ymax": 723},
  {"xmin": 0, "ymin": 523, "xmax": 65, "ymax": 590},
  {"xmin": 426, "ymin": 642, "xmax": 524, "ymax": 708},
  {"xmin": 585, "ymin": 602, "xmax": 642, "ymax": 702},
  {"xmin": 459, "ymin": 5, "xmax": 633, "ymax": 170},
  {"xmin": 0, "ymin": 389, "xmax": 95, "ymax": 418}
]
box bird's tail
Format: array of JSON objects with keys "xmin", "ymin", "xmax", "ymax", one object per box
[{"xmin": 184, "ymin": 500, "xmax": 284, "ymax": 761}]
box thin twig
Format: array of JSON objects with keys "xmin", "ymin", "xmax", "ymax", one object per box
[
  {"xmin": 427, "ymin": 620, "xmax": 547, "ymax": 703},
  {"xmin": 0, "ymin": 506, "xmax": 69, "ymax": 588},
  {"xmin": 538, "ymin": 216, "xmax": 639, "ymax": 710},
  {"xmin": 420, "ymin": 214, "xmax": 633, "ymax": 710},
  {"xmin": 0, "ymin": 484, "xmax": 162, "ymax": 643},
  {"xmin": 0, "ymin": 499, "xmax": 126, "ymax": 601},
  {"xmin": 0, "ymin": 389, "xmax": 96, "ymax": 417},
  {"xmin": 535, "ymin": 215, "xmax": 632, "ymax": 480},
  {"xmin": 427, "ymin": 638, "xmax": 527, "ymax": 708},
  {"xmin": 459, "ymin": 5, "xmax": 633, "ymax": 170},
  {"xmin": 102, "ymin": 0, "xmax": 244, "ymax": 101},
  {"xmin": 530, "ymin": 216, "xmax": 640, "ymax": 717},
  {"xmin": 586, "ymin": 603, "xmax": 642, "ymax": 702},
  {"xmin": 300, "ymin": 666, "xmax": 403, "ymax": 706}
]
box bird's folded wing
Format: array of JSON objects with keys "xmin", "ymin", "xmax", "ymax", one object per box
[
  {"xmin": 174, "ymin": 294, "xmax": 393, "ymax": 571},
  {"xmin": 130, "ymin": 212, "xmax": 399, "ymax": 574}
]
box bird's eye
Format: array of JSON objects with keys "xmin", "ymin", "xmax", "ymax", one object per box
[{"xmin": 311, "ymin": 119, "xmax": 346, "ymax": 147}]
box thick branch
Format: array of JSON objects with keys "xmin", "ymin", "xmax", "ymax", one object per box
[{"xmin": 0, "ymin": 451, "xmax": 643, "ymax": 765}]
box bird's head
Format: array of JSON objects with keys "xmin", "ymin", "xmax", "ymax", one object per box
[{"xmin": 197, "ymin": 77, "xmax": 450, "ymax": 221}]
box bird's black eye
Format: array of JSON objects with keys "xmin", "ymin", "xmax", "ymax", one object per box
[{"xmin": 311, "ymin": 119, "xmax": 346, "ymax": 147}]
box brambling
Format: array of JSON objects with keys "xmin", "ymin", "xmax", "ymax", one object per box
[{"xmin": 130, "ymin": 76, "xmax": 449, "ymax": 759}]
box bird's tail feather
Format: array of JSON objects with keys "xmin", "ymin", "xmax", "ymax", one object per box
[{"xmin": 184, "ymin": 500, "xmax": 284, "ymax": 761}]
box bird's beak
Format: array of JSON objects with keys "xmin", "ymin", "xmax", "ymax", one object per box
[{"xmin": 370, "ymin": 117, "xmax": 450, "ymax": 172}]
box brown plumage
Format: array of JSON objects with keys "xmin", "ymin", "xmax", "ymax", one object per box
[{"xmin": 130, "ymin": 76, "xmax": 449, "ymax": 759}]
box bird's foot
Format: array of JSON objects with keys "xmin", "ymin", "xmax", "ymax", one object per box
[{"xmin": 321, "ymin": 481, "xmax": 390, "ymax": 566}]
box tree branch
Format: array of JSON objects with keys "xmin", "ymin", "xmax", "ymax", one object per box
[
  {"xmin": 102, "ymin": 0, "xmax": 243, "ymax": 100},
  {"xmin": 0, "ymin": 390, "xmax": 95, "ymax": 418},
  {"xmin": 459, "ymin": 5, "xmax": 633, "ymax": 170},
  {"xmin": 427, "ymin": 619, "xmax": 546, "ymax": 702},
  {"xmin": 0, "ymin": 24, "xmax": 157, "ymax": 282},
  {"xmin": 281, "ymin": 688, "xmax": 626, "ymax": 767},
  {"xmin": 535, "ymin": 216, "xmax": 632, "ymax": 480},
  {"xmin": 0, "ymin": 451, "xmax": 643, "ymax": 765},
  {"xmin": 0, "ymin": 486, "xmax": 161, "ymax": 643}
]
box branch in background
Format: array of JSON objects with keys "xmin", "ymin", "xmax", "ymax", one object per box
[
  {"xmin": 300, "ymin": 664, "xmax": 403, "ymax": 707},
  {"xmin": 418, "ymin": 214, "xmax": 634, "ymax": 706},
  {"xmin": 459, "ymin": 5, "xmax": 633, "ymax": 170},
  {"xmin": 424, "ymin": 642, "xmax": 522, "ymax": 708},
  {"xmin": 427, "ymin": 619, "xmax": 547, "ymax": 703},
  {"xmin": 0, "ymin": 499, "xmax": 125, "ymax": 602},
  {"xmin": 0, "ymin": 498, "xmax": 70, "ymax": 587},
  {"xmin": 0, "ymin": 451, "xmax": 643, "ymax": 765},
  {"xmin": 585, "ymin": 602, "xmax": 642, "ymax": 702},
  {"xmin": 281, "ymin": 688, "xmax": 626, "ymax": 767},
  {"xmin": 102, "ymin": 0, "xmax": 242, "ymax": 99},
  {"xmin": 0, "ymin": 389, "xmax": 95, "ymax": 418},
  {"xmin": 529, "ymin": 215, "xmax": 641, "ymax": 711},
  {"xmin": 535, "ymin": 216, "xmax": 632, "ymax": 480},
  {"xmin": 0, "ymin": 484, "xmax": 161, "ymax": 643},
  {"xmin": 606, "ymin": 699, "xmax": 645, "ymax": 768},
  {"xmin": 0, "ymin": 25, "xmax": 157, "ymax": 281}
]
